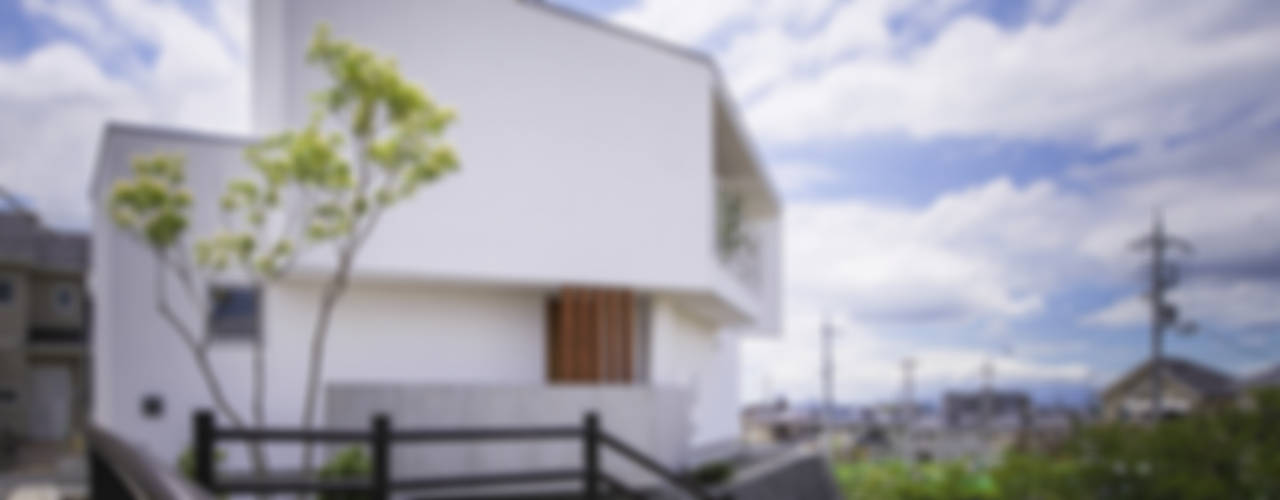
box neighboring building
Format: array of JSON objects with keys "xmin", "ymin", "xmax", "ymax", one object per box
[
  {"xmin": 90, "ymin": 0, "xmax": 781, "ymax": 474},
  {"xmin": 1235, "ymin": 363, "xmax": 1280, "ymax": 409},
  {"xmin": 1101, "ymin": 357, "xmax": 1235, "ymax": 422},
  {"xmin": 943, "ymin": 390, "xmax": 1030, "ymax": 430},
  {"xmin": 1238, "ymin": 363, "xmax": 1280, "ymax": 392},
  {"xmin": 0, "ymin": 209, "xmax": 90, "ymax": 446}
]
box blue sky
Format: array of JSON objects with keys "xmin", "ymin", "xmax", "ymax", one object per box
[{"xmin": 2, "ymin": 0, "xmax": 1279, "ymax": 406}]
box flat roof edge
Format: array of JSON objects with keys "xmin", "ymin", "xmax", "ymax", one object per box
[
  {"xmin": 515, "ymin": 0, "xmax": 717, "ymax": 70},
  {"xmin": 89, "ymin": 122, "xmax": 254, "ymax": 198}
]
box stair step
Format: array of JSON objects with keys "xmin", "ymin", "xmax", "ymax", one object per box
[{"xmin": 412, "ymin": 492, "xmax": 642, "ymax": 500}]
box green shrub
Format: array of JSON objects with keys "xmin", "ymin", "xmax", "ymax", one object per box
[
  {"xmin": 837, "ymin": 460, "xmax": 996, "ymax": 500},
  {"xmin": 837, "ymin": 390, "xmax": 1280, "ymax": 499},
  {"xmin": 1053, "ymin": 388, "xmax": 1280, "ymax": 499},
  {"xmin": 317, "ymin": 445, "xmax": 372, "ymax": 500},
  {"xmin": 689, "ymin": 460, "xmax": 735, "ymax": 486},
  {"xmin": 178, "ymin": 444, "xmax": 226, "ymax": 482}
]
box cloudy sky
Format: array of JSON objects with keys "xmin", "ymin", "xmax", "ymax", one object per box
[{"xmin": 3, "ymin": 0, "xmax": 1279, "ymax": 407}]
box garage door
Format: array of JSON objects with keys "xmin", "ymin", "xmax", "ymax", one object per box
[{"xmin": 26, "ymin": 365, "xmax": 72, "ymax": 442}]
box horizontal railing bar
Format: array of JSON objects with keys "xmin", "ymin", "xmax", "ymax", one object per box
[
  {"xmin": 216, "ymin": 428, "xmax": 369, "ymax": 441},
  {"xmin": 601, "ymin": 432, "xmax": 717, "ymax": 500},
  {"xmin": 393, "ymin": 427, "xmax": 581, "ymax": 441},
  {"xmin": 409, "ymin": 492, "xmax": 583, "ymax": 500},
  {"xmin": 215, "ymin": 477, "xmax": 369, "ymax": 494},
  {"xmin": 391, "ymin": 469, "xmax": 581, "ymax": 490},
  {"xmin": 216, "ymin": 426, "xmax": 582, "ymax": 442}
]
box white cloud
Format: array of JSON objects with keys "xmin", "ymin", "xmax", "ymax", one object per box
[
  {"xmin": 771, "ymin": 162, "xmax": 839, "ymax": 197},
  {"xmin": 785, "ymin": 176, "xmax": 1103, "ymax": 326},
  {"xmin": 610, "ymin": 0, "xmax": 753, "ymax": 47},
  {"xmin": 744, "ymin": 1, "xmax": 1280, "ymax": 146},
  {"xmin": 20, "ymin": 0, "xmax": 117, "ymax": 49},
  {"xmin": 0, "ymin": 0, "xmax": 247, "ymax": 228},
  {"xmin": 623, "ymin": 0, "xmax": 1280, "ymax": 149},
  {"xmin": 1086, "ymin": 281, "xmax": 1280, "ymax": 330},
  {"xmin": 213, "ymin": 0, "xmax": 250, "ymax": 54},
  {"xmin": 0, "ymin": 43, "xmax": 148, "ymax": 225}
]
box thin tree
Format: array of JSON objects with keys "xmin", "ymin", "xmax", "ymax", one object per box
[
  {"xmin": 109, "ymin": 155, "xmax": 275, "ymax": 474},
  {"xmin": 107, "ymin": 24, "xmax": 459, "ymax": 476}
]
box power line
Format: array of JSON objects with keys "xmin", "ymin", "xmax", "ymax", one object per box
[{"xmin": 1201, "ymin": 327, "xmax": 1280, "ymax": 359}]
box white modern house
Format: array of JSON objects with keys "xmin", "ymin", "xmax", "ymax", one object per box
[{"xmin": 89, "ymin": 0, "xmax": 780, "ymax": 476}]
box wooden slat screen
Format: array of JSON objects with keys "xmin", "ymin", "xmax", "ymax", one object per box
[{"xmin": 547, "ymin": 287, "xmax": 636, "ymax": 383}]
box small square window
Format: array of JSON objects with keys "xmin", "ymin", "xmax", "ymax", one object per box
[
  {"xmin": 51, "ymin": 284, "xmax": 76, "ymax": 315},
  {"xmin": 209, "ymin": 287, "xmax": 260, "ymax": 340}
]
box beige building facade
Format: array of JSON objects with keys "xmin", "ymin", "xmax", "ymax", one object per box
[
  {"xmin": 0, "ymin": 211, "xmax": 89, "ymax": 446},
  {"xmin": 1101, "ymin": 357, "xmax": 1234, "ymax": 422}
]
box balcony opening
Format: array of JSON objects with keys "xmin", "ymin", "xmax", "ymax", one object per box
[{"xmin": 714, "ymin": 94, "xmax": 779, "ymax": 297}]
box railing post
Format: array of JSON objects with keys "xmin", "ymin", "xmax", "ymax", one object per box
[
  {"xmin": 193, "ymin": 410, "xmax": 215, "ymax": 491},
  {"xmin": 371, "ymin": 413, "xmax": 391, "ymax": 500},
  {"xmin": 583, "ymin": 411, "xmax": 600, "ymax": 500}
]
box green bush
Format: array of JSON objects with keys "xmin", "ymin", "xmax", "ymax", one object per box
[
  {"xmin": 689, "ymin": 460, "xmax": 735, "ymax": 486},
  {"xmin": 317, "ymin": 445, "xmax": 373, "ymax": 500},
  {"xmin": 837, "ymin": 388, "xmax": 1280, "ymax": 500},
  {"xmin": 837, "ymin": 460, "xmax": 996, "ymax": 500},
  {"xmin": 989, "ymin": 453, "xmax": 1085, "ymax": 500},
  {"xmin": 1056, "ymin": 388, "xmax": 1280, "ymax": 499},
  {"xmin": 178, "ymin": 444, "xmax": 225, "ymax": 482}
]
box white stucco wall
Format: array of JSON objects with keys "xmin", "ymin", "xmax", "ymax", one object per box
[
  {"xmin": 650, "ymin": 297, "xmax": 741, "ymax": 448},
  {"xmin": 263, "ymin": 279, "xmax": 548, "ymax": 423},
  {"xmin": 254, "ymin": 0, "xmax": 721, "ymax": 297}
]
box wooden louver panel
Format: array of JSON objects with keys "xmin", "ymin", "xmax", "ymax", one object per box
[{"xmin": 547, "ymin": 287, "xmax": 635, "ymax": 383}]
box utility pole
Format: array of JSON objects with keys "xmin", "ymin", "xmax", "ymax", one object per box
[
  {"xmin": 820, "ymin": 317, "xmax": 836, "ymax": 455},
  {"xmin": 901, "ymin": 358, "xmax": 915, "ymax": 430},
  {"xmin": 980, "ymin": 359, "xmax": 994, "ymax": 435},
  {"xmin": 1130, "ymin": 210, "xmax": 1194, "ymax": 422},
  {"xmin": 901, "ymin": 357, "xmax": 915, "ymax": 460}
]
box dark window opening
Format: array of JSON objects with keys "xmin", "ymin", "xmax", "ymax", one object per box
[
  {"xmin": 52, "ymin": 285, "xmax": 75, "ymax": 314},
  {"xmin": 0, "ymin": 278, "xmax": 12, "ymax": 304},
  {"xmin": 209, "ymin": 287, "xmax": 260, "ymax": 340}
]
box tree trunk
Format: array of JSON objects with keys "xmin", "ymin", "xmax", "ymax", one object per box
[
  {"xmin": 297, "ymin": 247, "xmax": 355, "ymax": 478},
  {"xmin": 249, "ymin": 340, "xmax": 270, "ymax": 478},
  {"xmin": 154, "ymin": 256, "xmax": 271, "ymax": 487}
]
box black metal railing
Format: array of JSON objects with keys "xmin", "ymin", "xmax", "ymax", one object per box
[{"xmin": 192, "ymin": 410, "xmax": 727, "ymax": 500}]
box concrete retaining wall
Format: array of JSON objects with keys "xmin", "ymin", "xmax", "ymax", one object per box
[{"xmin": 325, "ymin": 384, "xmax": 692, "ymax": 486}]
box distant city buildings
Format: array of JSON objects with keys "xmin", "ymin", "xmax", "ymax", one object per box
[
  {"xmin": 740, "ymin": 388, "xmax": 1086, "ymax": 464},
  {"xmin": 943, "ymin": 390, "xmax": 1030, "ymax": 430}
]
